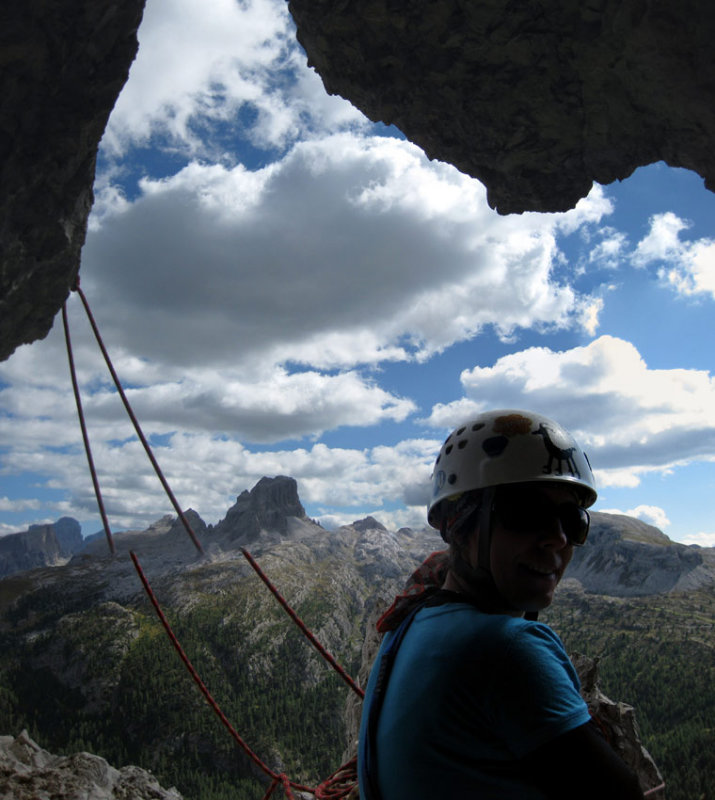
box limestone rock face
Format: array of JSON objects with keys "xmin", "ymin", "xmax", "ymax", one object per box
[
  {"xmin": 569, "ymin": 513, "xmax": 707, "ymax": 596},
  {"xmin": 213, "ymin": 475, "xmax": 308, "ymax": 543},
  {"xmin": 30, "ymin": 516, "xmax": 82, "ymax": 555},
  {"xmin": 288, "ymin": 0, "xmax": 715, "ymax": 214},
  {"xmin": 572, "ymin": 654, "xmax": 664, "ymax": 796},
  {"xmin": 0, "ymin": 517, "xmax": 83, "ymax": 579},
  {"xmin": 0, "ymin": 0, "xmax": 146, "ymax": 362},
  {"xmin": 352, "ymin": 516, "xmax": 387, "ymax": 533},
  {"xmin": 0, "ymin": 730, "xmax": 183, "ymax": 800}
]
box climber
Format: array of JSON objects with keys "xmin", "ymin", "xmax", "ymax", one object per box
[{"xmin": 358, "ymin": 409, "xmax": 644, "ymax": 800}]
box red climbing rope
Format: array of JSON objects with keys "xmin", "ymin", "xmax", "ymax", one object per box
[
  {"xmin": 66, "ymin": 284, "xmax": 361, "ymax": 798},
  {"xmin": 66, "ymin": 281, "xmax": 203, "ymax": 554},
  {"xmin": 130, "ymin": 550, "xmax": 313, "ymax": 799},
  {"xmin": 131, "ymin": 550, "xmax": 360, "ymax": 799},
  {"xmin": 241, "ymin": 548, "xmax": 365, "ymax": 700},
  {"xmin": 62, "ymin": 301, "xmax": 116, "ymax": 555}
]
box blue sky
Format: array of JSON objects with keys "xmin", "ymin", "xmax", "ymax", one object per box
[{"xmin": 2, "ymin": 0, "xmax": 715, "ymax": 546}]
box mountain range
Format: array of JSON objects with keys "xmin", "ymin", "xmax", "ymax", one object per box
[{"xmin": 0, "ymin": 476, "xmax": 712, "ymax": 800}]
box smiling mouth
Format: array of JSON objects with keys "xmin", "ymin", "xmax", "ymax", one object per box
[{"xmin": 521, "ymin": 563, "xmax": 559, "ymax": 578}]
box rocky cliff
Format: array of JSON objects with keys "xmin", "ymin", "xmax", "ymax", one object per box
[
  {"xmin": 0, "ymin": 516, "xmax": 83, "ymax": 579},
  {"xmin": 212, "ymin": 475, "xmax": 309, "ymax": 544},
  {"xmin": 569, "ymin": 512, "xmax": 711, "ymax": 596},
  {"xmin": 0, "ymin": 0, "xmax": 146, "ymax": 362},
  {"xmin": 289, "ymin": 0, "xmax": 715, "ymax": 214},
  {"xmin": 0, "ymin": 730, "xmax": 182, "ymax": 800}
]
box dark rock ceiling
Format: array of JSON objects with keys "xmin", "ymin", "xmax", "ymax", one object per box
[
  {"xmin": 0, "ymin": 0, "xmax": 145, "ymax": 363},
  {"xmin": 288, "ymin": 0, "xmax": 715, "ymax": 214}
]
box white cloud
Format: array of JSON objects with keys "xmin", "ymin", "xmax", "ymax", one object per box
[
  {"xmin": 675, "ymin": 531, "xmax": 715, "ymax": 548},
  {"xmin": 0, "ymin": 429, "xmax": 439, "ymax": 532},
  {"xmin": 2, "ymin": 339, "xmax": 414, "ymax": 452},
  {"xmin": 579, "ymin": 296, "xmax": 604, "ymax": 336},
  {"xmin": 588, "ymin": 228, "xmax": 628, "ymax": 270},
  {"xmin": 423, "ymin": 335, "xmax": 715, "ymax": 487},
  {"xmin": 632, "ymin": 211, "xmax": 715, "ymax": 299},
  {"xmin": 102, "ymin": 0, "xmax": 364, "ymax": 158},
  {"xmin": 625, "ymin": 504, "xmax": 671, "ymax": 529},
  {"xmin": 85, "ymin": 134, "xmax": 605, "ymax": 374},
  {"xmin": 0, "ymin": 497, "xmax": 42, "ymax": 513}
]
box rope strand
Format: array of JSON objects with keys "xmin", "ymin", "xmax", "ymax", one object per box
[
  {"xmin": 62, "ymin": 302, "xmax": 115, "ymax": 555},
  {"xmin": 241, "ymin": 548, "xmax": 364, "ymax": 700},
  {"xmin": 130, "ymin": 550, "xmax": 313, "ymax": 798},
  {"xmin": 71, "ymin": 282, "xmax": 203, "ymax": 554}
]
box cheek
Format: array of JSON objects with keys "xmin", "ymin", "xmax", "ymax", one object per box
[
  {"xmin": 488, "ymin": 528, "xmax": 520, "ymax": 575},
  {"xmin": 561, "ymin": 545, "xmax": 574, "ymax": 571}
]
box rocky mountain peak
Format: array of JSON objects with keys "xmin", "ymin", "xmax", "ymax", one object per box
[
  {"xmin": 212, "ymin": 475, "xmax": 307, "ymax": 544},
  {"xmin": 352, "ymin": 516, "xmax": 387, "ymax": 533},
  {"xmin": 0, "ymin": 517, "xmax": 84, "ymax": 580},
  {"xmin": 29, "ymin": 516, "xmax": 82, "ymax": 555}
]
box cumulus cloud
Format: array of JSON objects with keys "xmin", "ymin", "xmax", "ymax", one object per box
[
  {"xmin": 588, "ymin": 228, "xmax": 628, "ymax": 270},
  {"xmin": 423, "ymin": 335, "xmax": 715, "ymax": 487},
  {"xmin": 85, "ymin": 134, "xmax": 606, "ymax": 373},
  {"xmin": 102, "ymin": 0, "xmax": 364, "ymax": 158},
  {"xmin": 633, "ymin": 211, "xmax": 715, "ymax": 298},
  {"xmin": 676, "ymin": 531, "xmax": 715, "ymax": 548},
  {"xmin": 625, "ymin": 504, "xmax": 671, "ymax": 529},
  {"xmin": 0, "ymin": 498, "xmax": 42, "ymax": 513}
]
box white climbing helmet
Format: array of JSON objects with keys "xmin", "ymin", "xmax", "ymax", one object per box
[{"xmin": 428, "ymin": 409, "xmax": 597, "ymax": 528}]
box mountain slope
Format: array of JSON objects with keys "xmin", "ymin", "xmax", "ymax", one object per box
[{"xmin": 0, "ymin": 476, "xmax": 712, "ymax": 800}]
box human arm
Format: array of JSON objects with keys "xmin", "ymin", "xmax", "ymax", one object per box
[{"xmin": 520, "ymin": 719, "xmax": 644, "ymax": 800}]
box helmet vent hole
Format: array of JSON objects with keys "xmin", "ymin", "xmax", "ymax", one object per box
[
  {"xmin": 448, "ymin": 474, "xmax": 457, "ymax": 485},
  {"xmin": 458, "ymin": 439, "xmax": 468, "ymax": 449},
  {"xmin": 472, "ymin": 423, "xmax": 485, "ymax": 432},
  {"xmin": 456, "ymin": 426, "xmax": 466, "ymax": 435},
  {"xmin": 445, "ymin": 445, "xmax": 453, "ymax": 455},
  {"xmin": 435, "ymin": 454, "xmax": 441, "ymax": 464}
]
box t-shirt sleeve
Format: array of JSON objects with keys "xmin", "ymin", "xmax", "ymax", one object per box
[{"xmin": 487, "ymin": 621, "xmax": 591, "ymax": 757}]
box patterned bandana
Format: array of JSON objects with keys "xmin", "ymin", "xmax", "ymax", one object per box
[
  {"xmin": 376, "ymin": 550, "xmax": 450, "ymax": 632},
  {"xmin": 440, "ymin": 491, "xmax": 483, "ymax": 544},
  {"xmin": 376, "ymin": 491, "xmax": 485, "ymax": 633}
]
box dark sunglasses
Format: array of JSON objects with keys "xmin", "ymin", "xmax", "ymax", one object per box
[{"xmin": 492, "ymin": 488, "xmax": 590, "ymax": 546}]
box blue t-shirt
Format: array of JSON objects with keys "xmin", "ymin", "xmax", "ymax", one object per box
[{"xmin": 358, "ymin": 602, "xmax": 590, "ymax": 799}]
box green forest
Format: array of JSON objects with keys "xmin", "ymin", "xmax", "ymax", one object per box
[
  {"xmin": 544, "ymin": 587, "xmax": 715, "ymax": 800},
  {"xmin": 0, "ymin": 571, "xmax": 713, "ymax": 800}
]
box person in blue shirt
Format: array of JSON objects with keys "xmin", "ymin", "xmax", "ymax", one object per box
[{"xmin": 358, "ymin": 409, "xmax": 644, "ymax": 800}]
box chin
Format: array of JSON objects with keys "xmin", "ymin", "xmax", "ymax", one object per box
[{"xmin": 518, "ymin": 593, "xmax": 555, "ymax": 613}]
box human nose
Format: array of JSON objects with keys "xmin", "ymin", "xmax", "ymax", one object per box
[{"xmin": 537, "ymin": 516, "xmax": 570, "ymax": 549}]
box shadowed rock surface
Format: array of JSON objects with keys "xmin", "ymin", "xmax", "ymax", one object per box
[
  {"xmin": 0, "ymin": 517, "xmax": 83, "ymax": 579},
  {"xmin": 288, "ymin": 0, "xmax": 715, "ymax": 213},
  {"xmin": 0, "ymin": 0, "xmax": 146, "ymax": 362},
  {"xmin": 0, "ymin": 730, "xmax": 183, "ymax": 799},
  {"xmin": 212, "ymin": 475, "xmax": 309, "ymax": 544},
  {"xmin": 568, "ymin": 513, "xmax": 707, "ymax": 596}
]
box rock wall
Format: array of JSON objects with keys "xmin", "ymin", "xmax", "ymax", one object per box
[
  {"xmin": 0, "ymin": 0, "xmax": 146, "ymax": 362},
  {"xmin": 289, "ymin": 0, "xmax": 715, "ymax": 214},
  {"xmin": 0, "ymin": 730, "xmax": 182, "ymax": 800},
  {"xmin": 213, "ymin": 475, "xmax": 308, "ymax": 542},
  {"xmin": 0, "ymin": 517, "xmax": 83, "ymax": 580},
  {"xmin": 569, "ymin": 513, "xmax": 705, "ymax": 596}
]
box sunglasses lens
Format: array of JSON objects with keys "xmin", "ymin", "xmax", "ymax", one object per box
[
  {"xmin": 495, "ymin": 490, "xmax": 590, "ymax": 545},
  {"xmin": 558, "ymin": 504, "xmax": 590, "ymax": 545}
]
